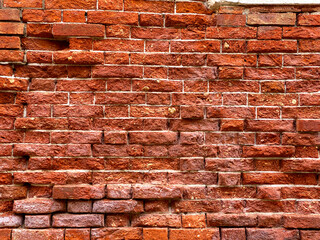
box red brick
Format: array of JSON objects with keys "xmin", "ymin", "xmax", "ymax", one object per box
[
  {"xmin": 242, "ymin": 146, "xmax": 295, "ymax": 158},
  {"xmin": 92, "ymin": 200, "xmax": 143, "ymax": 213},
  {"xmin": 143, "ymin": 228, "xmax": 168, "ymax": 240},
  {"xmin": 65, "ymin": 229, "xmax": 90, "ymax": 240},
  {"xmin": 53, "ymin": 24, "xmax": 105, "ymax": 37},
  {"xmin": 12, "ymin": 229, "xmax": 64, "ymax": 240},
  {"xmin": 63, "ymin": 11, "xmax": 86, "ymax": 23},
  {"xmin": 133, "ymin": 185, "xmax": 181, "ymax": 199},
  {"xmin": 217, "ymin": 14, "xmax": 246, "ymax": 26},
  {"xmin": 247, "ymin": 229, "xmax": 299, "ymax": 240},
  {"xmin": 208, "ymin": 54, "xmax": 256, "ymax": 66},
  {"xmin": 53, "ymin": 51, "xmax": 104, "ymax": 64},
  {"xmin": 25, "ymin": 215, "xmax": 50, "ymax": 228},
  {"xmin": 23, "ymin": 9, "xmax": 61, "ymax": 22},
  {"xmin": 221, "ymin": 228, "xmax": 246, "ymax": 240},
  {"xmin": 3, "ymin": 0, "xmax": 42, "ymax": 8},
  {"xmin": 0, "ymin": 22, "xmax": 24, "ymax": 35},
  {"xmin": 170, "ymin": 229, "xmax": 219, "ymax": 240},
  {"xmin": 91, "ymin": 228, "xmax": 142, "ymax": 240},
  {"xmin": 99, "ymin": 0, "xmax": 122, "ymax": 10},
  {"xmin": 166, "ymin": 14, "xmax": 215, "ymax": 27},
  {"xmin": 247, "ymin": 40, "xmax": 297, "ymax": 53},
  {"xmin": 53, "ymin": 185, "xmax": 105, "ymax": 199},
  {"xmin": 45, "ymin": 0, "xmax": 96, "ymax": 9},
  {"xmin": 258, "ymin": 26, "xmax": 282, "ymax": 39},
  {"xmin": 284, "ymin": 215, "xmax": 320, "ymax": 229},
  {"xmin": 177, "ymin": 2, "xmax": 214, "ymax": 14},
  {"xmin": 247, "ymin": 13, "xmax": 296, "ymax": 25},
  {"xmin": 301, "ymin": 231, "xmax": 320, "ymax": 240},
  {"xmin": 88, "ymin": 11, "xmax": 138, "ymax": 25},
  {"xmin": 283, "ymin": 27, "xmax": 320, "ymax": 39},
  {"xmin": 132, "ymin": 214, "xmax": 180, "ymax": 227},
  {"xmin": 131, "ymin": 27, "xmax": 180, "ymax": 39},
  {"xmin": 207, "ymin": 214, "xmax": 257, "ymax": 227},
  {"xmin": 298, "ymin": 14, "xmax": 320, "ymax": 26},
  {"xmin": 68, "ymin": 201, "xmax": 92, "ymax": 213},
  {"xmin": 13, "ymin": 198, "xmax": 65, "ymax": 214},
  {"xmin": 53, "ymin": 214, "xmax": 104, "ymax": 227},
  {"xmin": 207, "ymin": 27, "xmax": 257, "ymax": 39}
]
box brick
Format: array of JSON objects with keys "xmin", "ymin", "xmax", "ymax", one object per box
[
  {"xmin": 170, "ymin": 229, "xmax": 219, "ymax": 240},
  {"xmin": 93, "ymin": 66, "xmax": 143, "ymax": 78},
  {"xmin": 94, "ymin": 39, "xmax": 143, "ymax": 52},
  {"xmin": 133, "ymin": 185, "xmax": 182, "ymax": 199},
  {"xmin": 52, "ymin": 214, "xmax": 104, "ymax": 227},
  {"xmin": 107, "ymin": 185, "xmax": 132, "ymax": 199},
  {"xmin": 207, "ymin": 27, "xmax": 257, "ymax": 39},
  {"xmin": 258, "ymin": 26, "xmax": 282, "ymax": 39},
  {"xmin": 53, "ymin": 51, "xmax": 104, "ymax": 64},
  {"xmin": 65, "ymin": 229, "xmax": 90, "ymax": 240},
  {"xmin": 129, "ymin": 132, "xmax": 177, "ymax": 145},
  {"xmin": 244, "ymin": 68, "xmax": 295, "ymax": 80},
  {"xmin": 93, "ymin": 200, "xmax": 143, "ymax": 213},
  {"xmin": 53, "ymin": 185, "xmax": 105, "ymax": 199},
  {"xmin": 132, "ymin": 214, "xmax": 181, "ymax": 227},
  {"xmin": 176, "ymin": 2, "xmax": 214, "ymax": 14},
  {"xmin": 53, "ymin": 24, "xmax": 105, "ymax": 37},
  {"xmin": 0, "ymin": 36, "xmax": 20, "ymax": 49},
  {"xmin": 297, "ymin": 120, "xmax": 320, "ymax": 131},
  {"xmin": 0, "ymin": 213, "xmax": 22, "ymax": 227},
  {"xmin": 247, "ymin": 229, "xmax": 299, "ymax": 240},
  {"xmin": 132, "ymin": 27, "xmax": 180, "ymax": 39},
  {"xmin": 243, "ymin": 173, "xmax": 316, "ymax": 185},
  {"xmin": 91, "ymin": 228, "xmax": 142, "ymax": 240},
  {"xmin": 140, "ymin": 14, "xmax": 163, "ymax": 27},
  {"xmin": 23, "ymin": 9, "xmax": 61, "ymax": 22},
  {"xmin": 125, "ymin": 0, "xmax": 174, "ymax": 13},
  {"xmin": 0, "ymin": 22, "xmax": 24, "ymax": 35},
  {"xmin": 88, "ymin": 11, "xmax": 138, "ymax": 25},
  {"xmin": 143, "ymin": 228, "xmax": 168, "ymax": 240},
  {"xmin": 3, "ymin": 0, "xmax": 42, "ymax": 8},
  {"xmin": 63, "ymin": 11, "xmax": 86, "ymax": 23},
  {"xmin": 0, "ymin": 9, "xmax": 20, "ymax": 21},
  {"xmin": 283, "ymin": 27, "xmax": 320, "ymax": 39},
  {"xmin": 245, "ymin": 120, "xmax": 294, "ymax": 132},
  {"xmin": 298, "ymin": 14, "xmax": 320, "ymax": 26},
  {"xmin": 247, "ymin": 13, "xmax": 296, "ymax": 25},
  {"xmin": 166, "ymin": 14, "xmax": 215, "ymax": 27},
  {"xmin": 284, "ymin": 215, "xmax": 320, "ymax": 229},
  {"xmin": 182, "ymin": 214, "xmax": 206, "ymax": 228},
  {"xmin": 12, "ymin": 229, "xmax": 64, "ymax": 240},
  {"xmin": 207, "ymin": 214, "xmax": 257, "ymax": 227},
  {"xmin": 242, "ymin": 146, "xmax": 295, "ymax": 158},
  {"xmin": 221, "ymin": 228, "xmax": 246, "ymax": 240},
  {"xmin": 217, "ymin": 14, "xmax": 246, "ymax": 26},
  {"xmin": 68, "ymin": 201, "xmax": 92, "ymax": 213},
  {"xmin": 13, "ymin": 198, "xmax": 65, "ymax": 214},
  {"xmin": 247, "ymin": 40, "xmax": 297, "ymax": 53},
  {"xmin": 301, "ymin": 231, "xmax": 320, "ymax": 240},
  {"xmin": 25, "ymin": 215, "xmax": 50, "ymax": 228},
  {"xmin": 46, "ymin": 0, "xmax": 96, "ymax": 9}
]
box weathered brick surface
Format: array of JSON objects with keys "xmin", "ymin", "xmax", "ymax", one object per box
[{"xmin": 0, "ymin": 1, "xmax": 320, "ymax": 238}]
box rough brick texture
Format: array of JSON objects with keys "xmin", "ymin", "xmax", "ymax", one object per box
[{"xmin": 0, "ymin": 1, "xmax": 320, "ymax": 239}]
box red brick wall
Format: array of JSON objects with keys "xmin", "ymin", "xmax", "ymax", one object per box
[{"xmin": 0, "ymin": 0, "xmax": 319, "ymax": 239}]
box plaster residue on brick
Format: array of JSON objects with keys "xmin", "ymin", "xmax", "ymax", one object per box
[{"xmin": 207, "ymin": 0, "xmax": 320, "ymax": 8}]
